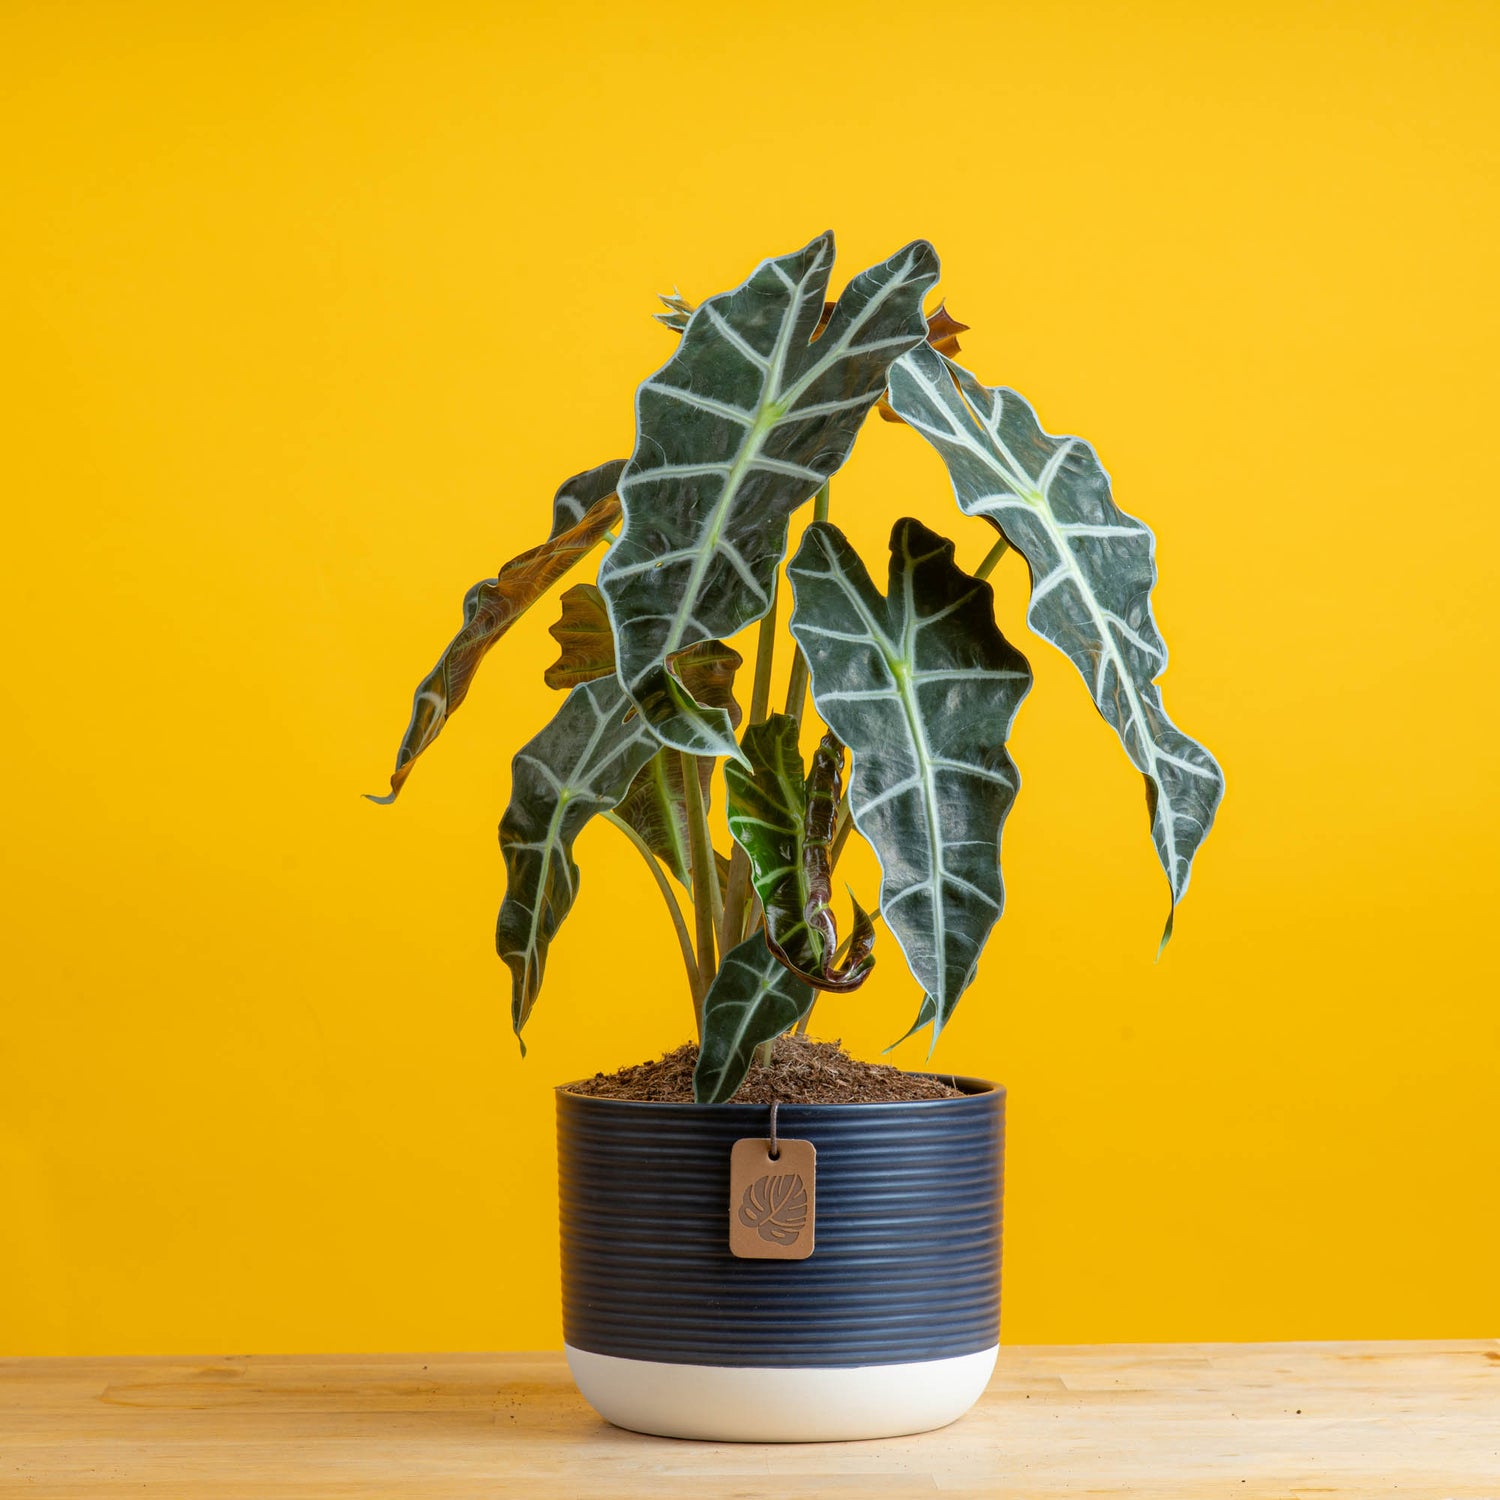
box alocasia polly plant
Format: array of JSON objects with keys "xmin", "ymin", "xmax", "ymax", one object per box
[{"xmin": 371, "ymin": 232, "xmax": 1224, "ymax": 1103}]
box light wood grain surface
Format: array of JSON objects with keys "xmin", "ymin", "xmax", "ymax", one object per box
[{"xmin": 2, "ymin": 1342, "xmax": 1496, "ymax": 1498}]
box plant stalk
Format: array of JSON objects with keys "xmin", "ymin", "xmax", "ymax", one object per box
[
  {"xmin": 747, "ymin": 579, "xmax": 779, "ymax": 726},
  {"xmin": 974, "ymin": 533, "xmax": 1009, "ymax": 580},
  {"xmin": 720, "ymin": 558, "xmax": 786, "ymax": 955},
  {"xmin": 782, "ymin": 482, "xmax": 830, "ymax": 724},
  {"xmin": 680, "ymin": 752, "xmax": 719, "ymax": 1012},
  {"xmin": 603, "ymin": 811, "xmax": 701, "ymax": 1014},
  {"xmin": 719, "ymin": 851, "xmax": 751, "ymax": 956}
]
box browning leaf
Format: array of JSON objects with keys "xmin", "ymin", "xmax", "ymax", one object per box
[
  {"xmin": 544, "ymin": 584, "xmax": 615, "ymax": 690},
  {"xmin": 548, "ymin": 459, "xmax": 626, "ymax": 540},
  {"xmin": 369, "ymin": 493, "xmax": 620, "ymax": 804}
]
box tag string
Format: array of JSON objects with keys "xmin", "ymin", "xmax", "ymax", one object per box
[{"xmin": 768, "ymin": 1101, "xmax": 780, "ymax": 1161}]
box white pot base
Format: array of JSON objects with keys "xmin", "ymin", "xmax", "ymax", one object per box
[{"xmin": 564, "ymin": 1343, "xmax": 999, "ymax": 1442}]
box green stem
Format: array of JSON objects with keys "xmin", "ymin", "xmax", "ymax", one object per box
[
  {"xmin": 782, "ymin": 645, "xmax": 809, "ymax": 724},
  {"xmin": 783, "ymin": 483, "xmax": 829, "ymax": 723},
  {"xmin": 603, "ymin": 811, "xmax": 701, "ymax": 1016},
  {"xmin": 680, "ymin": 752, "xmax": 719, "ymax": 1010},
  {"xmin": 974, "ymin": 533, "xmax": 1009, "ymax": 580},
  {"xmin": 720, "ymin": 849, "xmax": 750, "ymax": 956},
  {"xmin": 721, "ymin": 562, "xmax": 785, "ymax": 955},
  {"xmin": 748, "ymin": 580, "xmax": 779, "ymax": 726},
  {"xmin": 755, "ymin": 1038, "xmax": 776, "ymax": 1069}
]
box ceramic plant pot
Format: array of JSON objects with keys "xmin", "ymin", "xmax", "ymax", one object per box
[{"xmin": 556, "ymin": 1078, "xmax": 1004, "ymax": 1442}]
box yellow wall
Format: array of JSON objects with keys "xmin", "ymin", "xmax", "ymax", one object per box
[{"xmin": 2, "ymin": 0, "xmax": 1497, "ymax": 1356}]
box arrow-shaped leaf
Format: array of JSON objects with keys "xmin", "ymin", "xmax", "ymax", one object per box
[
  {"xmin": 725, "ymin": 716, "xmax": 875, "ymax": 991},
  {"xmin": 886, "ymin": 344, "xmax": 1224, "ymax": 943},
  {"xmin": 369, "ymin": 488, "xmax": 619, "ymax": 805},
  {"xmin": 598, "ymin": 231, "xmax": 940, "ymax": 759},
  {"xmin": 496, "ymin": 677, "xmax": 660, "ymax": 1042},
  {"xmin": 693, "ymin": 933, "xmax": 815, "ymax": 1104},
  {"xmin": 788, "ymin": 517, "xmax": 1032, "ymax": 1042},
  {"xmin": 549, "ymin": 459, "xmax": 626, "ymax": 540}
]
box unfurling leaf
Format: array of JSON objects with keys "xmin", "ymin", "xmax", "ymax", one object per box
[
  {"xmin": 725, "ymin": 716, "xmax": 875, "ymax": 992},
  {"xmin": 886, "ymin": 344, "xmax": 1224, "ymax": 944},
  {"xmin": 548, "ymin": 459, "xmax": 626, "ymax": 540},
  {"xmin": 788, "ymin": 517, "xmax": 1032, "ymax": 1043},
  {"xmin": 496, "ymin": 678, "xmax": 660, "ymax": 1043},
  {"xmin": 369, "ymin": 488, "xmax": 619, "ymax": 805},
  {"xmin": 738, "ymin": 1173, "xmax": 809, "ymax": 1245},
  {"xmin": 799, "ymin": 734, "xmax": 876, "ymax": 985},
  {"xmin": 693, "ymin": 933, "xmax": 815, "ymax": 1104},
  {"xmin": 599, "ymin": 231, "xmax": 940, "ymax": 759}
]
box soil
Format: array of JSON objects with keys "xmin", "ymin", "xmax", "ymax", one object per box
[{"xmin": 566, "ymin": 1034, "xmax": 967, "ymax": 1104}]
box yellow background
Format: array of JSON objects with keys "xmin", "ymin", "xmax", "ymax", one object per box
[{"xmin": 2, "ymin": 0, "xmax": 1497, "ymax": 1356}]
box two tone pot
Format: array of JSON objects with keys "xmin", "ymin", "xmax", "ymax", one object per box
[{"xmin": 556, "ymin": 1077, "xmax": 1004, "ymax": 1442}]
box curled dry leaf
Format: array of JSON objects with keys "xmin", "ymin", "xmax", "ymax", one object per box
[
  {"xmin": 369, "ymin": 489, "xmax": 620, "ymax": 804},
  {"xmin": 544, "ymin": 583, "xmax": 616, "ymax": 690}
]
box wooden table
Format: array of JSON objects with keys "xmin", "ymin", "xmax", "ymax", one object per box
[{"xmin": 2, "ymin": 1343, "xmax": 1495, "ymax": 1497}]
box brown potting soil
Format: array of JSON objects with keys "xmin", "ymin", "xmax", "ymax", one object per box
[{"xmin": 566, "ymin": 1034, "xmax": 967, "ymax": 1104}]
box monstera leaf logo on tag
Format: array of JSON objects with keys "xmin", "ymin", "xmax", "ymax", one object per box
[{"xmin": 738, "ymin": 1173, "xmax": 808, "ymax": 1246}]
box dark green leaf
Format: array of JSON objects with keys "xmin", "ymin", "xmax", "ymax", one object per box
[
  {"xmin": 614, "ymin": 750, "xmax": 713, "ymax": 889},
  {"xmin": 598, "ymin": 232, "xmax": 940, "ymax": 759},
  {"xmin": 496, "ymin": 677, "xmax": 660, "ymax": 1043},
  {"xmin": 788, "ymin": 517, "xmax": 1031, "ymax": 1042},
  {"xmin": 886, "ymin": 344, "xmax": 1224, "ymax": 944},
  {"xmin": 693, "ymin": 933, "xmax": 815, "ymax": 1104}
]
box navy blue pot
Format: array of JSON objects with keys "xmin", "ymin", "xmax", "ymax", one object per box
[{"xmin": 557, "ymin": 1079, "xmax": 1004, "ymax": 1441}]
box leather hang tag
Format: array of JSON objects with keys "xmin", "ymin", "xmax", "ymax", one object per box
[{"xmin": 729, "ymin": 1136, "xmax": 816, "ymax": 1260}]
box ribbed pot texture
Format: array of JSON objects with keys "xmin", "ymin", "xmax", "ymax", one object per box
[{"xmin": 556, "ymin": 1079, "xmax": 1004, "ymax": 1369}]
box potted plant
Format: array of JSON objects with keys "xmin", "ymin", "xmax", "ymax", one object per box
[{"xmin": 370, "ymin": 233, "xmax": 1223, "ymax": 1442}]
